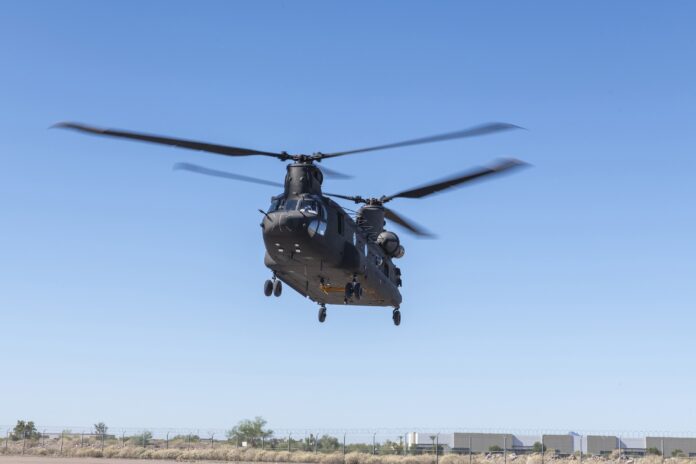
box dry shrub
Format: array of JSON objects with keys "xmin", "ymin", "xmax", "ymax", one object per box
[{"xmin": 320, "ymin": 452, "xmax": 345, "ymax": 464}]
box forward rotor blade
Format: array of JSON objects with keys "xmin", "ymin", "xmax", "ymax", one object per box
[
  {"xmin": 323, "ymin": 192, "xmax": 365, "ymax": 203},
  {"xmin": 53, "ymin": 122, "xmax": 285, "ymax": 159},
  {"xmin": 383, "ymin": 158, "xmax": 528, "ymax": 202},
  {"xmin": 319, "ymin": 122, "xmax": 522, "ymax": 159},
  {"xmin": 174, "ymin": 162, "xmax": 283, "ymax": 188},
  {"xmin": 384, "ymin": 207, "xmax": 434, "ymax": 238},
  {"xmin": 318, "ymin": 165, "xmax": 353, "ymax": 179}
]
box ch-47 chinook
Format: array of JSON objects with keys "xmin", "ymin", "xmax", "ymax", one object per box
[{"xmin": 54, "ymin": 121, "xmax": 527, "ymax": 326}]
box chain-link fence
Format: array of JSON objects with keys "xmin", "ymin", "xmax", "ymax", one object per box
[{"xmin": 3, "ymin": 427, "xmax": 696, "ymax": 461}]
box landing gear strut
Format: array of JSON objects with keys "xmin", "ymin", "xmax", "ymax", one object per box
[
  {"xmin": 343, "ymin": 277, "xmax": 362, "ymax": 304},
  {"xmin": 392, "ymin": 308, "xmax": 401, "ymax": 326},
  {"xmin": 318, "ymin": 305, "xmax": 327, "ymax": 323}
]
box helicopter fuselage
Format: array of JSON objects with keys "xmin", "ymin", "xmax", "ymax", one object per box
[{"xmin": 260, "ymin": 163, "xmax": 402, "ymax": 308}]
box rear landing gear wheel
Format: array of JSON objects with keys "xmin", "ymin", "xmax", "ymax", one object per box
[
  {"xmin": 273, "ymin": 279, "xmax": 282, "ymax": 297},
  {"xmin": 263, "ymin": 280, "xmax": 273, "ymax": 297},
  {"xmin": 353, "ymin": 283, "xmax": 363, "ymax": 300},
  {"xmin": 318, "ymin": 305, "xmax": 327, "ymax": 323},
  {"xmin": 344, "ymin": 282, "xmax": 354, "ymax": 301},
  {"xmin": 392, "ymin": 309, "xmax": 401, "ymax": 326}
]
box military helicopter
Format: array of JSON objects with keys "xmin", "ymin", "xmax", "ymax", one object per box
[{"xmin": 54, "ymin": 121, "xmax": 527, "ymax": 326}]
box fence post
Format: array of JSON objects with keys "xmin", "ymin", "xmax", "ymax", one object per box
[
  {"xmin": 504, "ymin": 436, "xmax": 507, "ymax": 464},
  {"xmin": 579, "ymin": 435, "xmax": 582, "ymax": 464},
  {"xmin": 121, "ymin": 431, "xmax": 125, "ymax": 448},
  {"xmin": 343, "ymin": 433, "xmax": 346, "ymax": 463},
  {"xmin": 469, "ymin": 436, "xmax": 472, "ymax": 464},
  {"xmin": 618, "ymin": 436, "xmax": 622, "ymax": 460},
  {"xmin": 661, "ymin": 438, "xmax": 664, "ymax": 463},
  {"xmin": 541, "ymin": 435, "xmax": 544, "ymax": 464},
  {"xmin": 60, "ymin": 431, "xmax": 64, "ymax": 454},
  {"xmin": 262, "ymin": 436, "xmax": 265, "ymax": 450},
  {"xmin": 436, "ymin": 434, "xmax": 440, "ymax": 464},
  {"xmin": 166, "ymin": 432, "xmax": 169, "ymax": 450},
  {"xmin": 314, "ymin": 432, "xmax": 318, "ymax": 453},
  {"xmin": 142, "ymin": 432, "xmax": 146, "ymax": 448},
  {"xmin": 22, "ymin": 430, "xmax": 26, "ymax": 455},
  {"xmin": 373, "ymin": 433, "xmax": 377, "ymax": 455},
  {"xmin": 211, "ymin": 433, "xmax": 215, "ymax": 449},
  {"xmin": 81, "ymin": 432, "xmax": 84, "ymax": 448},
  {"xmin": 42, "ymin": 429, "xmax": 46, "ymax": 447}
]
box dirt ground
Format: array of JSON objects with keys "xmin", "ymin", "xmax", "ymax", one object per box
[{"xmin": 0, "ymin": 458, "xmax": 227, "ymax": 464}]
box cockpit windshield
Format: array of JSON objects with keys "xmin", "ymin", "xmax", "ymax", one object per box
[
  {"xmin": 268, "ymin": 197, "xmax": 320, "ymax": 213},
  {"xmin": 299, "ymin": 199, "xmax": 319, "ymax": 215}
]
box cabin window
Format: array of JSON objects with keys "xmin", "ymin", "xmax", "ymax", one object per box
[
  {"xmin": 307, "ymin": 202, "xmax": 327, "ymax": 237},
  {"xmin": 337, "ymin": 212, "xmax": 344, "ymax": 235}
]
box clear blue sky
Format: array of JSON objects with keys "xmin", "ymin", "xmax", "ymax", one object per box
[{"xmin": 1, "ymin": 1, "xmax": 695, "ymax": 434}]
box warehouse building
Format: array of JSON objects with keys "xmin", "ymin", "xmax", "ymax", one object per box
[
  {"xmin": 407, "ymin": 432, "xmax": 696, "ymax": 457},
  {"xmin": 646, "ymin": 437, "xmax": 696, "ymax": 457}
]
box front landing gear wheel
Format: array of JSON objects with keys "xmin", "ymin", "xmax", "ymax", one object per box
[
  {"xmin": 263, "ymin": 280, "xmax": 273, "ymax": 297},
  {"xmin": 318, "ymin": 305, "xmax": 327, "ymax": 323},
  {"xmin": 392, "ymin": 309, "xmax": 401, "ymax": 326},
  {"xmin": 273, "ymin": 279, "xmax": 282, "ymax": 297}
]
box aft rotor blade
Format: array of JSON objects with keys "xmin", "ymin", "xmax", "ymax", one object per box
[
  {"xmin": 319, "ymin": 122, "xmax": 522, "ymax": 159},
  {"xmin": 53, "ymin": 122, "xmax": 285, "ymax": 159},
  {"xmin": 174, "ymin": 162, "xmax": 284, "ymax": 187},
  {"xmin": 318, "ymin": 165, "xmax": 353, "ymax": 179},
  {"xmin": 383, "ymin": 158, "xmax": 528, "ymax": 202},
  {"xmin": 384, "ymin": 207, "xmax": 434, "ymax": 238}
]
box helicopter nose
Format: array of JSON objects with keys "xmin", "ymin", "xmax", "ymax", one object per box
[{"xmin": 262, "ymin": 212, "xmax": 309, "ymax": 235}]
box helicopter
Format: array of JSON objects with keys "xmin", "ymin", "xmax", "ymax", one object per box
[{"xmin": 54, "ymin": 121, "xmax": 527, "ymax": 326}]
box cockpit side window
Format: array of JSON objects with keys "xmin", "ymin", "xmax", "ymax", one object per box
[
  {"xmin": 267, "ymin": 198, "xmax": 281, "ymax": 213},
  {"xmin": 284, "ymin": 199, "xmax": 299, "ymax": 211}
]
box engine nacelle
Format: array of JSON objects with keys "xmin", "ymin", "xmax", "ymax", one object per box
[{"xmin": 377, "ymin": 231, "xmax": 405, "ymax": 258}]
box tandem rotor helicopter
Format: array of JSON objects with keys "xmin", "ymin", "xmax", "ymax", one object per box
[{"xmin": 55, "ymin": 121, "xmax": 527, "ymax": 326}]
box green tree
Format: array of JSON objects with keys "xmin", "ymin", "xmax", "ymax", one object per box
[
  {"xmin": 94, "ymin": 422, "xmax": 108, "ymax": 436},
  {"xmin": 647, "ymin": 447, "xmax": 661, "ymax": 456},
  {"xmin": 318, "ymin": 434, "xmax": 340, "ymax": 451},
  {"xmin": 11, "ymin": 420, "xmax": 40, "ymax": 441},
  {"xmin": 489, "ymin": 445, "xmax": 503, "ymax": 452},
  {"xmin": 533, "ymin": 442, "xmax": 547, "ymax": 453},
  {"xmin": 226, "ymin": 417, "xmax": 273, "ymax": 446},
  {"xmin": 672, "ymin": 449, "xmax": 684, "ymax": 457}
]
